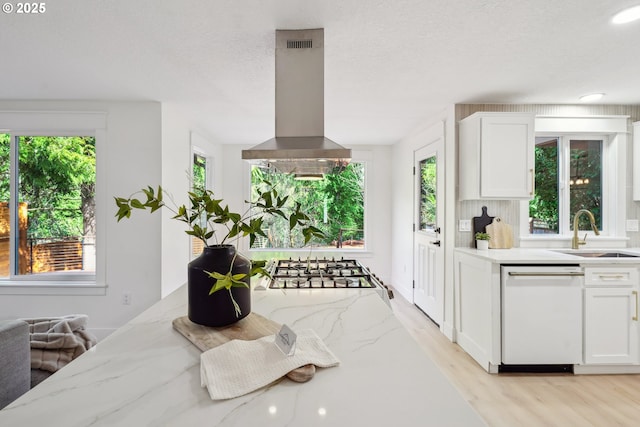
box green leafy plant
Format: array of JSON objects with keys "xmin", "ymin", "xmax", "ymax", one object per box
[
  {"xmin": 475, "ymin": 232, "xmax": 491, "ymax": 241},
  {"xmin": 114, "ymin": 179, "xmax": 324, "ymax": 315}
]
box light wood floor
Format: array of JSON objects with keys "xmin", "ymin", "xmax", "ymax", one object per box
[{"xmin": 389, "ymin": 291, "xmax": 640, "ymax": 427}]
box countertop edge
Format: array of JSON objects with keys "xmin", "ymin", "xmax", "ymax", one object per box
[{"xmin": 454, "ymin": 247, "xmax": 640, "ymax": 264}]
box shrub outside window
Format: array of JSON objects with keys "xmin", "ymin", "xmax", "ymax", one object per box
[
  {"xmin": 529, "ymin": 135, "xmax": 603, "ymax": 235},
  {"xmin": 250, "ymin": 163, "xmax": 365, "ymax": 250}
]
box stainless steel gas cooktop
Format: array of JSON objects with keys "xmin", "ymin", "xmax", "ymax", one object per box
[{"xmin": 265, "ymin": 257, "xmax": 391, "ymax": 296}]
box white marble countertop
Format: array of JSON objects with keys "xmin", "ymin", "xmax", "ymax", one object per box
[
  {"xmin": 455, "ymin": 247, "xmax": 640, "ymax": 264},
  {"xmin": 0, "ymin": 285, "xmax": 485, "ymax": 426}
]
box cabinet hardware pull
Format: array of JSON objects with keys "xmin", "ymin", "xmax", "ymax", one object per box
[
  {"xmin": 598, "ymin": 274, "xmax": 626, "ymax": 280},
  {"xmin": 634, "ymin": 291, "xmax": 639, "ymax": 322},
  {"xmin": 508, "ymin": 272, "xmax": 584, "ymax": 277},
  {"xmin": 529, "ymin": 169, "xmax": 534, "ymax": 195}
]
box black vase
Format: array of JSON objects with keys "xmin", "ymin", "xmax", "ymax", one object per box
[{"xmin": 187, "ymin": 244, "xmax": 251, "ymax": 327}]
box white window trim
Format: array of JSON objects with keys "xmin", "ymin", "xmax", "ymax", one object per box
[
  {"xmin": 244, "ymin": 149, "xmax": 373, "ymax": 256},
  {"xmin": 519, "ymin": 115, "xmax": 629, "ymax": 249},
  {"xmin": 189, "ymin": 143, "xmax": 215, "ymax": 261},
  {"xmin": 191, "ymin": 147, "xmax": 214, "ymax": 191},
  {"xmin": 553, "ymin": 134, "xmax": 610, "ymax": 234},
  {"xmin": 0, "ymin": 111, "xmax": 107, "ymax": 295}
]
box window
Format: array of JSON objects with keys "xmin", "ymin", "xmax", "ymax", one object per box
[
  {"xmin": 191, "ymin": 152, "xmax": 208, "ymax": 258},
  {"xmin": 250, "ymin": 163, "xmax": 365, "ymax": 250},
  {"xmin": 0, "ymin": 133, "xmax": 96, "ymax": 281},
  {"xmin": 519, "ymin": 115, "xmax": 628, "ymax": 246},
  {"xmin": 529, "ymin": 135, "xmax": 604, "ymax": 235},
  {"xmin": 419, "ymin": 155, "xmax": 437, "ymax": 231},
  {"xmin": 193, "ymin": 153, "xmax": 207, "ymax": 190}
]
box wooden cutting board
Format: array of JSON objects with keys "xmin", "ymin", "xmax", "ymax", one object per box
[
  {"xmin": 172, "ymin": 313, "xmax": 316, "ymax": 383},
  {"xmin": 486, "ymin": 217, "xmax": 513, "ymax": 249}
]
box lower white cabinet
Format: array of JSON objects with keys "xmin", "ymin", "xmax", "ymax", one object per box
[
  {"xmin": 454, "ymin": 251, "xmax": 501, "ymax": 372},
  {"xmin": 584, "ymin": 287, "xmax": 639, "ymax": 364},
  {"xmin": 454, "ymin": 250, "xmax": 640, "ymax": 373}
]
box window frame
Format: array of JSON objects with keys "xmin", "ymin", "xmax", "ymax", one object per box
[
  {"xmin": 0, "ymin": 111, "xmax": 106, "ymax": 295},
  {"xmin": 190, "ymin": 145, "xmax": 214, "ymax": 260},
  {"xmin": 519, "ymin": 115, "xmax": 628, "ymax": 248},
  {"xmin": 532, "ymin": 134, "xmax": 608, "ymax": 235},
  {"xmin": 244, "ymin": 150, "xmax": 371, "ymax": 255}
]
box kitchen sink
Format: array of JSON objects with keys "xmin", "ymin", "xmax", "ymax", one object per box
[{"xmin": 553, "ymin": 250, "xmax": 640, "ymax": 258}]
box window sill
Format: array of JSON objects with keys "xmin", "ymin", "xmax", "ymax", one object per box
[
  {"xmin": 248, "ymin": 248, "xmax": 374, "ymax": 259},
  {"xmin": 0, "ymin": 281, "xmax": 107, "ymax": 296}
]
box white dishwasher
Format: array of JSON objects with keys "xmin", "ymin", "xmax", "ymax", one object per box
[{"xmin": 502, "ymin": 265, "xmax": 584, "ymax": 365}]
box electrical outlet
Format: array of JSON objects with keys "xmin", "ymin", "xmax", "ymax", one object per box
[
  {"xmin": 122, "ymin": 292, "xmax": 132, "ymax": 305},
  {"xmin": 627, "ymin": 220, "xmax": 639, "ymax": 232},
  {"xmin": 459, "ymin": 219, "xmax": 471, "ymax": 232}
]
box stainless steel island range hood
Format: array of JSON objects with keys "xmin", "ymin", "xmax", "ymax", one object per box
[{"xmin": 242, "ymin": 29, "xmax": 351, "ymax": 178}]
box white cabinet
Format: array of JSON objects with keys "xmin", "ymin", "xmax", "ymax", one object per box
[
  {"xmin": 584, "ymin": 267, "xmax": 639, "ymax": 365},
  {"xmin": 458, "ymin": 112, "xmax": 535, "ymax": 200},
  {"xmin": 453, "ymin": 251, "xmax": 501, "ymax": 373}
]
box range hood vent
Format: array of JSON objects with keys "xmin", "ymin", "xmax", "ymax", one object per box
[
  {"xmin": 242, "ymin": 29, "xmax": 351, "ymax": 177},
  {"xmin": 287, "ymin": 39, "xmax": 312, "ymax": 49}
]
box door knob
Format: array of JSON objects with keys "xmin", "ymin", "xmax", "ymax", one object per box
[
  {"xmin": 431, "ymin": 240, "xmax": 441, "ymax": 247},
  {"xmin": 434, "ymin": 227, "xmax": 441, "ymax": 234}
]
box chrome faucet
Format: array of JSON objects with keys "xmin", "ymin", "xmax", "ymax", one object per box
[{"xmin": 571, "ymin": 209, "xmax": 600, "ymax": 249}]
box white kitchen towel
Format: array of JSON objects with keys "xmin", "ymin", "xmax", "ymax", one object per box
[{"xmin": 200, "ymin": 329, "xmax": 340, "ymax": 400}]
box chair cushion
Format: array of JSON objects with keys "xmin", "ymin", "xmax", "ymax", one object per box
[
  {"xmin": 30, "ymin": 368, "xmax": 53, "ymax": 388},
  {"xmin": 0, "ymin": 320, "xmax": 31, "ymax": 409}
]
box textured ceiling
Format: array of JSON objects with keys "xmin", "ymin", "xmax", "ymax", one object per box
[{"xmin": 1, "ymin": 0, "xmax": 639, "ymax": 145}]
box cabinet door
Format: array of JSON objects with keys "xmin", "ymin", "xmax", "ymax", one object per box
[
  {"xmin": 454, "ymin": 253, "xmax": 497, "ymax": 371},
  {"xmin": 584, "ymin": 288, "xmax": 639, "ymax": 364},
  {"xmin": 480, "ymin": 115, "xmax": 534, "ymax": 198}
]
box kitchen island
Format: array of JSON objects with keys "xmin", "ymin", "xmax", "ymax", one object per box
[{"xmin": 0, "ymin": 285, "xmax": 485, "ymax": 426}]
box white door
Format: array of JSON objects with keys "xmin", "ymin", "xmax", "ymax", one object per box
[{"xmin": 413, "ymin": 139, "xmax": 445, "ymax": 325}]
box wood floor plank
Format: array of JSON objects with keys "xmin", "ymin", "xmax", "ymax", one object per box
[{"xmin": 389, "ymin": 290, "xmax": 640, "ymax": 426}]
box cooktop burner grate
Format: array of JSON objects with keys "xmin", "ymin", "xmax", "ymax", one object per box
[{"xmin": 269, "ymin": 257, "xmax": 376, "ymax": 289}]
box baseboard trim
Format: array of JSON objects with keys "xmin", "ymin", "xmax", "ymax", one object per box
[
  {"xmin": 442, "ymin": 321, "xmax": 455, "ymax": 341},
  {"xmin": 573, "ymin": 364, "xmax": 640, "ymax": 375}
]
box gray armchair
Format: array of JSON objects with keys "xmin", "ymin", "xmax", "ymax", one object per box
[{"xmin": 0, "ymin": 320, "xmax": 30, "ymax": 410}]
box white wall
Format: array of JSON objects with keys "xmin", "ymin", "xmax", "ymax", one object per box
[
  {"xmin": 0, "ymin": 100, "xmax": 162, "ymax": 340},
  {"xmin": 160, "ymin": 104, "xmax": 192, "ymax": 297},
  {"xmin": 390, "ymin": 106, "xmax": 457, "ymax": 337},
  {"xmin": 159, "ymin": 104, "xmax": 224, "ymax": 297}
]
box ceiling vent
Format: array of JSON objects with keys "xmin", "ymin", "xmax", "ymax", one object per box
[{"xmin": 241, "ymin": 29, "xmax": 351, "ymax": 178}]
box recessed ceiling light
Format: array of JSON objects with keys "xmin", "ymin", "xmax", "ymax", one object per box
[
  {"xmin": 612, "ymin": 5, "xmax": 640, "ymax": 24},
  {"xmin": 579, "ymin": 93, "xmax": 605, "ymax": 102}
]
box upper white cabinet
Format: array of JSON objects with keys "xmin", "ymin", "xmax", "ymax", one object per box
[{"xmin": 458, "ymin": 112, "xmax": 535, "ymax": 200}]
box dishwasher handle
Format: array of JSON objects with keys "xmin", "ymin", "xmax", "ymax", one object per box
[{"xmin": 507, "ymin": 271, "xmax": 584, "ymax": 277}]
